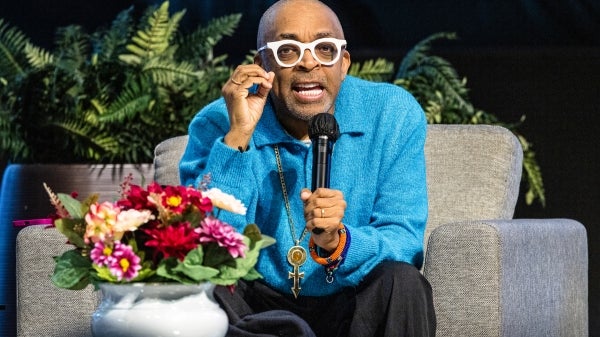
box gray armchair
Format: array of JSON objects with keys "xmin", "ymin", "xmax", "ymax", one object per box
[{"xmin": 14, "ymin": 124, "xmax": 588, "ymax": 336}]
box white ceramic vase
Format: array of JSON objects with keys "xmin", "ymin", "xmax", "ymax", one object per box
[{"xmin": 91, "ymin": 283, "xmax": 228, "ymax": 337}]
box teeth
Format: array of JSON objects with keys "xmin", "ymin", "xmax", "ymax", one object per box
[
  {"xmin": 297, "ymin": 88, "xmax": 322, "ymax": 96},
  {"xmin": 295, "ymin": 83, "xmax": 319, "ymax": 88}
]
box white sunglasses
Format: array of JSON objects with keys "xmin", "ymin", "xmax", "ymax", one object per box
[{"xmin": 257, "ymin": 37, "xmax": 347, "ymax": 68}]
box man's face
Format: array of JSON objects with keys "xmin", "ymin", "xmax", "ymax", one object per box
[{"xmin": 256, "ymin": 2, "xmax": 351, "ymax": 123}]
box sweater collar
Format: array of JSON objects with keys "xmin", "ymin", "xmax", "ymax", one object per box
[{"xmin": 253, "ymin": 76, "xmax": 365, "ymax": 149}]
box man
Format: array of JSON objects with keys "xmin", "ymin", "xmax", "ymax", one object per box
[{"xmin": 180, "ymin": 0, "xmax": 435, "ymax": 335}]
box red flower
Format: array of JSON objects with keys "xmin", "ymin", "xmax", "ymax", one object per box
[
  {"xmin": 143, "ymin": 222, "xmax": 200, "ymax": 261},
  {"xmin": 117, "ymin": 184, "xmax": 154, "ymax": 211},
  {"xmin": 160, "ymin": 185, "xmax": 190, "ymax": 214},
  {"xmin": 186, "ymin": 187, "xmax": 213, "ymax": 213}
]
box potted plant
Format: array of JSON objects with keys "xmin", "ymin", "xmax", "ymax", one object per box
[{"xmin": 43, "ymin": 176, "xmax": 274, "ymax": 336}]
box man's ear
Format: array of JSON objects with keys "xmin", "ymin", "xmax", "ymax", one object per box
[
  {"xmin": 254, "ymin": 53, "xmax": 263, "ymax": 66},
  {"xmin": 341, "ymin": 50, "xmax": 351, "ymax": 79}
]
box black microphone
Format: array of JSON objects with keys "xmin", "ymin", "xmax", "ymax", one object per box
[{"xmin": 308, "ymin": 113, "xmax": 340, "ymax": 234}]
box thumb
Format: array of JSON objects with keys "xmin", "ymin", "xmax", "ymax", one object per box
[
  {"xmin": 256, "ymin": 72, "xmax": 274, "ymax": 99},
  {"xmin": 300, "ymin": 188, "xmax": 312, "ymax": 202}
]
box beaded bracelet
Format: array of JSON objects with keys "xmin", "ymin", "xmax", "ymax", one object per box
[{"xmin": 309, "ymin": 223, "xmax": 348, "ymax": 266}]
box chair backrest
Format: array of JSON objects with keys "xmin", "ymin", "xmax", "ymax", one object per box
[
  {"xmin": 153, "ymin": 124, "xmax": 523, "ymax": 243},
  {"xmin": 154, "ymin": 135, "xmax": 189, "ymax": 186},
  {"xmin": 423, "ymin": 124, "xmax": 522, "ymax": 239}
]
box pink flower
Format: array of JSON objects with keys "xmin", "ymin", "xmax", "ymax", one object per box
[
  {"xmin": 84, "ymin": 201, "xmax": 120, "ymax": 244},
  {"xmin": 197, "ymin": 217, "xmax": 247, "ymax": 258},
  {"xmin": 90, "ymin": 241, "xmax": 115, "ymax": 267},
  {"xmin": 108, "ymin": 241, "xmax": 141, "ymax": 281}
]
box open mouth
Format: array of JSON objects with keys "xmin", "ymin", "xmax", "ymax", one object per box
[{"xmin": 293, "ymin": 82, "xmax": 324, "ymax": 99}]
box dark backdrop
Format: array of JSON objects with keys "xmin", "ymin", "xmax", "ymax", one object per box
[{"xmin": 1, "ymin": 0, "xmax": 599, "ymax": 334}]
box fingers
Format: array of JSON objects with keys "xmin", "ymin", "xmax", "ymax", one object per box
[
  {"xmin": 224, "ymin": 64, "xmax": 273, "ymax": 92},
  {"xmin": 301, "ymin": 188, "xmax": 346, "ymax": 235},
  {"xmin": 222, "ymin": 65, "xmax": 274, "ymax": 150}
]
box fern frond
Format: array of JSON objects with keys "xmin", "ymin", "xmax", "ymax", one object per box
[
  {"xmin": 177, "ymin": 13, "xmax": 242, "ymax": 60},
  {"xmin": 50, "ymin": 118, "xmax": 121, "ymax": 159},
  {"xmin": 92, "ymin": 6, "xmax": 134, "ymax": 62},
  {"xmin": 0, "ymin": 106, "xmax": 29, "ymax": 161},
  {"xmin": 410, "ymin": 57, "xmax": 466, "ymax": 97},
  {"xmin": 0, "ymin": 18, "xmax": 29, "ymax": 78},
  {"xmin": 518, "ymin": 135, "xmax": 546, "ymax": 206},
  {"xmin": 95, "ymin": 80, "xmax": 153, "ymax": 124},
  {"xmin": 122, "ymin": 1, "xmax": 183, "ymax": 62},
  {"xmin": 348, "ymin": 58, "xmax": 394, "ymax": 82},
  {"xmin": 142, "ymin": 58, "xmax": 202, "ymax": 86},
  {"xmin": 396, "ymin": 32, "xmax": 457, "ymax": 79},
  {"xmin": 24, "ymin": 43, "xmax": 54, "ymax": 69},
  {"xmin": 54, "ymin": 25, "xmax": 90, "ymax": 70}
]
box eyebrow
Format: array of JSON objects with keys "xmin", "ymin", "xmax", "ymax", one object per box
[{"xmin": 278, "ymin": 32, "xmax": 334, "ymax": 41}]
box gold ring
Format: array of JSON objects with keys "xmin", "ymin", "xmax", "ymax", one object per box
[
  {"xmin": 321, "ymin": 208, "xmax": 325, "ymax": 218},
  {"xmin": 230, "ymin": 78, "xmax": 242, "ymax": 85}
]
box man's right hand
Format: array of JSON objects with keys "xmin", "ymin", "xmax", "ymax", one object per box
[{"xmin": 222, "ymin": 64, "xmax": 274, "ymax": 151}]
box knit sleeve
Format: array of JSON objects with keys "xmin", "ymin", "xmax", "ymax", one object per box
[{"xmin": 178, "ymin": 99, "xmax": 258, "ymax": 229}]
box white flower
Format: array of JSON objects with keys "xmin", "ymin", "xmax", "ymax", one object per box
[
  {"xmin": 204, "ymin": 188, "xmax": 247, "ymax": 215},
  {"xmin": 113, "ymin": 209, "xmax": 154, "ymax": 240}
]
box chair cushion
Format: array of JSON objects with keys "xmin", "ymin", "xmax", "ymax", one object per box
[{"xmin": 16, "ymin": 226, "xmax": 96, "ymax": 337}]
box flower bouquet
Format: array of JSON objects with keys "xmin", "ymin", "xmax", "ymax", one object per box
[{"xmin": 44, "ymin": 175, "xmax": 274, "ymax": 290}]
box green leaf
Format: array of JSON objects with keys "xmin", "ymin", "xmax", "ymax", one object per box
[
  {"xmin": 210, "ymin": 236, "xmax": 265, "ymax": 285},
  {"xmin": 156, "ymin": 257, "xmax": 189, "ymax": 283},
  {"xmin": 243, "ymin": 224, "xmax": 275, "ymax": 249},
  {"xmin": 93, "ymin": 265, "xmax": 118, "ymax": 282},
  {"xmin": 56, "ymin": 192, "xmax": 84, "ymax": 218},
  {"xmin": 51, "ymin": 249, "xmax": 91, "ymax": 290},
  {"xmin": 174, "ymin": 247, "xmax": 220, "ymax": 282},
  {"xmin": 201, "ymin": 243, "xmax": 236, "ymax": 268},
  {"xmin": 242, "ymin": 267, "xmax": 263, "ymax": 281},
  {"xmin": 54, "ymin": 218, "xmax": 86, "ymax": 248},
  {"xmin": 258, "ymin": 235, "xmax": 276, "ymax": 249}
]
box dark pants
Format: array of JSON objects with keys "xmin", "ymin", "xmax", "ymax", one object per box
[{"xmin": 214, "ymin": 261, "xmax": 436, "ymax": 337}]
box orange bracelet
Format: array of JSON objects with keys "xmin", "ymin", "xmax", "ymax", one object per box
[{"xmin": 309, "ymin": 223, "xmax": 347, "ymax": 266}]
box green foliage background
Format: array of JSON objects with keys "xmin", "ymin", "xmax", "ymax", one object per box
[{"xmin": 0, "ymin": 2, "xmax": 544, "ymax": 205}]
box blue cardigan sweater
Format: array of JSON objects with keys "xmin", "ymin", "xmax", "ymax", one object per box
[{"xmin": 180, "ymin": 75, "xmax": 428, "ymax": 296}]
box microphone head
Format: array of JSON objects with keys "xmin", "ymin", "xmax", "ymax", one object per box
[{"xmin": 308, "ymin": 113, "xmax": 340, "ymax": 142}]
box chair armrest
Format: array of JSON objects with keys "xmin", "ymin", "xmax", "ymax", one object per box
[
  {"xmin": 423, "ymin": 219, "xmax": 588, "ymax": 337},
  {"xmin": 153, "ymin": 135, "xmax": 188, "ymax": 186},
  {"xmin": 16, "ymin": 225, "xmax": 97, "ymax": 337}
]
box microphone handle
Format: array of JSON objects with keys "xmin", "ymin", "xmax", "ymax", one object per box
[
  {"xmin": 311, "ymin": 135, "xmax": 333, "ymax": 235},
  {"xmin": 312, "ymin": 135, "xmax": 333, "ymax": 191}
]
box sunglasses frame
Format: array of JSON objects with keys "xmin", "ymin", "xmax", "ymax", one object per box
[{"xmin": 258, "ymin": 37, "xmax": 347, "ymax": 68}]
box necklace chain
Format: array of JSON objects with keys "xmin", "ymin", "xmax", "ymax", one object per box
[{"xmin": 274, "ymin": 145, "xmax": 308, "ymax": 245}]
